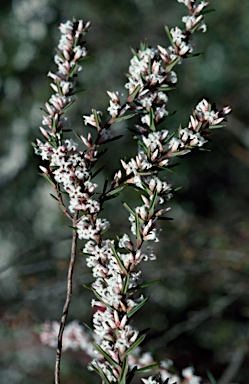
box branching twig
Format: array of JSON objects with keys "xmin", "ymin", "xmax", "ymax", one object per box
[{"xmin": 55, "ymin": 211, "xmax": 78, "ymax": 384}]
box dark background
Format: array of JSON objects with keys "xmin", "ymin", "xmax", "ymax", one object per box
[{"xmin": 0, "ymin": 0, "xmax": 249, "ymax": 383}]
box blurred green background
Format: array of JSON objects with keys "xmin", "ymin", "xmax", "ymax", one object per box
[{"xmin": 1, "ymin": 0, "xmax": 249, "ymax": 383}]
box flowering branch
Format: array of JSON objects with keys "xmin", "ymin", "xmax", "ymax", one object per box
[{"xmin": 35, "ymin": 1, "xmax": 231, "ymax": 384}]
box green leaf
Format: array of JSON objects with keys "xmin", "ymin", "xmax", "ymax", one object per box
[
  {"xmin": 149, "ymin": 190, "xmax": 158, "ymax": 218},
  {"xmin": 93, "ymin": 342, "xmax": 120, "ymax": 370},
  {"xmin": 173, "ymin": 186, "xmax": 183, "ymax": 192},
  {"xmin": 127, "ymin": 84, "xmax": 141, "ymax": 102},
  {"xmin": 195, "ymin": 121, "xmax": 203, "ymax": 132},
  {"xmin": 68, "ymin": 225, "xmax": 78, "ymax": 230},
  {"xmin": 199, "ymin": 147, "xmax": 211, "ymax": 152},
  {"xmin": 88, "ymin": 363, "xmax": 112, "ymax": 384},
  {"xmin": 185, "ymin": 52, "xmax": 204, "ymax": 59},
  {"xmin": 114, "ymin": 113, "xmax": 138, "ymax": 123},
  {"xmin": 164, "ymin": 25, "xmax": 174, "ymax": 47},
  {"xmin": 135, "ymin": 213, "xmax": 142, "ymax": 244},
  {"xmin": 138, "ymin": 280, "xmax": 161, "ymax": 289},
  {"xmin": 106, "ymin": 185, "xmax": 125, "ymax": 197},
  {"xmin": 170, "ymin": 149, "xmax": 191, "ymax": 157},
  {"xmin": 110, "ymin": 244, "xmax": 127, "ymax": 274},
  {"xmin": 162, "ymin": 130, "xmax": 176, "ymax": 144},
  {"xmin": 82, "ymin": 283, "xmax": 92, "ymax": 291},
  {"xmin": 124, "ymin": 333, "xmax": 147, "ymax": 356},
  {"xmin": 127, "ymin": 296, "xmax": 149, "ymax": 318},
  {"xmin": 40, "ymin": 173, "xmax": 54, "ymax": 186},
  {"xmin": 166, "ymin": 56, "xmax": 181, "ymax": 72},
  {"xmin": 131, "ymin": 48, "xmax": 140, "ymax": 60},
  {"xmin": 157, "ymin": 86, "xmax": 175, "ymax": 92},
  {"xmin": 140, "ymin": 41, "xmax": 148, "ymax": 51},
  {"xmin": 209, "ymin": 124, "xmax": 224, "ymax": 129},
  {"xmin": 61, "ymin": 99, "xmax": 76, "ymax": 113},
  {"xmin": 122, "ymin": 274, "xmax": 130, "ymax": 294},
  {"xmin": 52, "ymin": 116, "xmax": 57, "ymax": 132},
  {"xmin": 123, "ymin": 202, "xmax": 136, "ymax": 217},
  {"xmin": 93, "ymin": 109, "xmax": 101, "ymax": 131},
  {"xmin": 149, "ymin": 108, "xmax": 156, "ymax": 131},
  {"xmin": 91, "ymin": 287, "xmax": 113, "ymax": 311},
  {"xmin": 120, "ymin": 357, "xmax": 129, "ymax": 384},
  {"xmin": 135, "ymin": 363, "xmax": 160, "ymax": 373},
  {"xmin": 189, "ymin": 17, "xmax": 205, "ymax": 34},
  {"xmin": 206, "ymin": 371, "xmax": 217, "ymax": 384},
  {"xmin": 201, "ymin": 8, "xmax": 215, "ymax": 15},
  {"xmin": 69, "ymin": 63, "xmax": 79, "ymax": 77}
]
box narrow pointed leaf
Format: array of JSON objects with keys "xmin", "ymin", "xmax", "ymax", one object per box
[
  {"xmin": 123, "ymin": 202, "xmax": 136, "ymax": 217},
  {"xmin": 189, "ymin": 17, "xmax": 205, "ymax": 33},
  {"xmin": 164, "ymin": 25, "xmax": 174, "ymax": 46},
  {"xmin": 40, "ymin": 173, "xmax": 54, "ymax": 186},
  {"xmin": 135, "ymin": 363, "xmax": 160, "ymax": 373},
  {"xmin": 149, "ymin": 108, "xmax": 156, "ymax": 131},
  {"xmin": 170, "ymin": 149, "xmax": 191, "ymax": 157},
  {"xmin": 114, "ymin": 114, "xmax": 138, "ymax": 123},
  {"xmin": 124, "ymin": 333, "xmax": 146, "ymax": 356},
  {"xmin": 93, "ymin": 342, "xmax": 120, "ymax": 370},
  {"xmin": 91, "ymin": 287, "xmax": 113, "ymax": 310},
  {"xmin": 195, "ymin": 121, "xmax": 203, "ymax": 132},
  {"xmin": 135, "ymin": 213, "xmax": 142, "ymax": 244},
  {"xmin": 127, "ymin": 296, "xmax": 149, "ymax": 318},
  {"xmin": 122, "ymin": 274, "xmax": 130, "ymax": 294},
  {"xmin": 209, "ymin": 124, "xmax": 224, "ymax": 129},
  {"xmin": 61, "ymin": 99, "xmax": 76, "ymax": 113},
  {"xmin": 157, "ymin": 86, "xmax": 175, "ymax": 92},
  {"xmin": 88, "ymin": 363, "xmax": 113, "ymax": 384},
  {"xmin": 93, "ymin": 109, "xmax": 101, "ymax": 131},
  {"xmin": 106, "ymin": 185, "xmax": 125, "ymax": 197},
  {"xmin": 120, "ymin": 357, "xmax": 129, "ymax": 384},
  {"xmin": 206, "ymin": 371, "xmax": 217, "ymax": 384},
  {"xmin": 138, "ymin": 280, "xmax": 161, "ymax": 289},
  {"xmin": 174, "ymin": 186, "xmax": 183, "ymax": 192},
  {"xmin": 127, "ymin": 84, "xmax": 141, "ymax": 102},
  {"xmin": 166, "ymin": 56, "xmax": 181, "ymax": 72},
  {"xmin": 82, "ymin": 283, "xmax": 92, "ymax": 291},
  {"xmin": 201, "ymin": 9, "xmax": 215, "ymax": 15},
  {"xmin": 149, "ymin": 190, "xmax": 158, "ymax": 218},
  {"xmin": 110, "ymin": 244, "xmax": 127, "ymax": 274}
]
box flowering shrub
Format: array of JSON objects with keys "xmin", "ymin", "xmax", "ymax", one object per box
[{"xmin": 34, "ymin": 1, "xmax": 231, "ymax": 383}]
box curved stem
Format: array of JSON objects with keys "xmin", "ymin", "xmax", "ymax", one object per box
[{"xmin": 55, "ymin": 211, "xmax": 79, "ymax": 384}]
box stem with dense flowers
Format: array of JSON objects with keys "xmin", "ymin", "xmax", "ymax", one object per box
[{"xmin": 35, "ymin": 2, "xmax": 231, "ymax": 384}]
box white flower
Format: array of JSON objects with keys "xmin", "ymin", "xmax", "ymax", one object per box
[
  {"xmin": 107, "ymin": 100, "xmax": 120, "ymax": 116},
  {"xmin": 182, "ymin": 367, "xmax": 201, "ymax": 384},
  {"xmin": 141, "ymin": 376, "xmax": 160, "ymax": 384}
]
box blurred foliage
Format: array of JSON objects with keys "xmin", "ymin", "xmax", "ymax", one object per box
[{"xmin": 1, "ymin": 0, "xmax": 249, "ymax": 383}]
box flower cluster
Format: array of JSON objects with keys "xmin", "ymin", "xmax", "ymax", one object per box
[
  {"xmin": 124, "ymin": 0, "xmax": 209, "ymax": 128},
  {"xmin": 40, "ymin": 320, "xmax": 93, "ymax": 353},
  {"xmin": 40, "ymin": 320, "xmax": 200, "ymax": 384}
]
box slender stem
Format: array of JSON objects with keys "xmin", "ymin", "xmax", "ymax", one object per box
[{"xmin": 55, "ymin": 211, "xmax": 79, "ymax": 384}]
